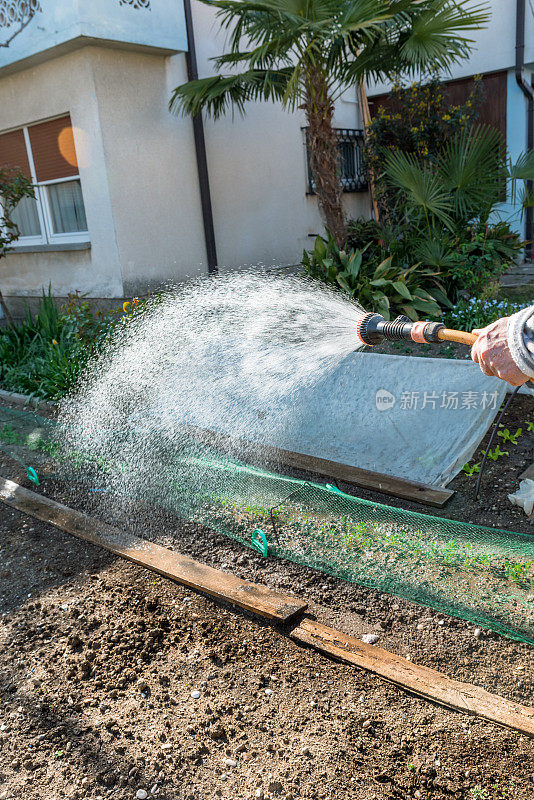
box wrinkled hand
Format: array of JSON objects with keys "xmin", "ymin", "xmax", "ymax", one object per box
[{"xmin": 471, "ymin": 317, "xmax": 529, "ymax": 386}]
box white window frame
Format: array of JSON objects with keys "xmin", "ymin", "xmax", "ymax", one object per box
[{"xmin": 7, "ymin": 122, "xmax": 89, "ymax": 248}]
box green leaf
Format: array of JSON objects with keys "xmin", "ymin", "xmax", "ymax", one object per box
[
  {"xmin": 373, "ymin": 256, "xmax": 394, "ymax": 278},
  {"xmin": 336, "ymin": 274, "xmax": 352, "ymax": 294},
  {"xmin": 346, "ymin": 250, "xmax": 362, "ymax": 279},
  {"xmin": 369, "ymin": 278, "xmax": 391, "ymax": 287},
  {"xmin": 391, "ymin": 281, "xmax": 412, "ymax": 300}
]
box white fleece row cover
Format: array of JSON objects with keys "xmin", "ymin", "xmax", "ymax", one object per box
[{"xmin": 209, "ymin": 351, "xmax": 507, "ymax": 488}]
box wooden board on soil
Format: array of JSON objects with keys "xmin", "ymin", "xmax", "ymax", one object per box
[
  {"xmin": 290, "ymin": 618, "xmax": 534, "ymax": 737},
  {"xmin": 181, "ymin": 424, "xmax": 454, "ymax": 507},
  {"xmin": 0, "ymin": 477, "xmax": 306, "ymax": 622}
]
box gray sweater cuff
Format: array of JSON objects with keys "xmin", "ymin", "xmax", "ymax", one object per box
[{"xmin": 507, "ymin": 306, "xmax": 534, "ymax": 380}]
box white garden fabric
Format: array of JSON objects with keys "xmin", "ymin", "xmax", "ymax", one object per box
[{"xmin": 227, "ymin": 351, "xmax": 507, "ymax": 488}]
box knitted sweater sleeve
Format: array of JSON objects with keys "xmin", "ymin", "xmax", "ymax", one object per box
[{"xmin": 507, "ymin": 306, "xmax": 534, "ymax": 380}]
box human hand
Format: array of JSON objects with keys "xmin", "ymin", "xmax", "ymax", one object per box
[{"xmin": 471, "ymin": 317, "xmax": 530, "ymax": 386}]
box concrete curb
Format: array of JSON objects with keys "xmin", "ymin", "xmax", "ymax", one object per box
[{"xmin": 0, "ymin": 388, "xmax": 56, "ymax": 415}]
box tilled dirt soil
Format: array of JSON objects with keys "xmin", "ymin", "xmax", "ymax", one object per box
[{"xmin": 1, "ymin": 425, "xmax": 534, "ymax": 800}]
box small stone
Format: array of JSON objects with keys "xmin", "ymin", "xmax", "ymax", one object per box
[
  {"xmin": 416, "ymin": 623, "xmax": 424, "ymax": 631},
  {"xmin": 302, "ymin": 747, "xmax": 311, "ymax": 757},
  {"xmin": 474, "ymin": 628, "xmax": 482, "ymax": 640},
  {"xmin": 264, "ymin": 689, "xmax": 273, "ymax": 696},
  {"xmin": 254, "ymin": 790, "xmax": 264, "ymax": 800},
  {"xmin": 150, "ymin": 785, "xmax": 158, "ymax": 795},
  {"xmin": 136, "ymin": 791, "xmax": 148, "ymax": 800},
  {"xmin": 224, "ymin": 758, "xmax": 237, "ymax": 768},
  {"xmin": 136, "ymin": 679, "xmax": 148, "ymax": 691},
  {"xmin": 362, "ymin": 719, "xmax": 372, "ymax": 729},
  {"xmin": 190, "ymin": 690, "xmax": 201, "ymax": 699},
  {"xmin": 362, "ymin": 634, "xmax": 380, "ymax": 645},
  {"xmin": 268, "ymin": 781, "xmax": 283, "ymax": 794},
  {"xmin": 437, "ymin": 619, "xmax": 445, "ymax": 626}
]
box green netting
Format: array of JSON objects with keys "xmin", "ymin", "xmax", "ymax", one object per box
[{"xmin": 0, "ymin": 404, "xmax": 533, "ymax": 646}]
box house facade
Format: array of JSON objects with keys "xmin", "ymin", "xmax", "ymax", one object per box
[
  {"xmin": 366, "ymin": 0, "xmax": 534, "ymax": 247},
  {"xmin": 0, "ymin": 0, "xmax": 369, "ymax": 311}
]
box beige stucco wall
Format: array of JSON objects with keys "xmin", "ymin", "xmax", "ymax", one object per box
[
  {"xmin": 0, "ymin": 2, "xmax": 370, "ymax": 300},
  {"xmin": 89, "ymin": 48, "xmax": 207, "ymax": 295},
  {"xmin": 190, "ymin": 1, "xmax": 369, "ymax": 272},
  {"xmin": 0, "ymin": 48, "xmax": 123, "ymax": 298}
]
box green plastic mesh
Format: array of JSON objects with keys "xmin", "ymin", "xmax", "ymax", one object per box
[{"xmin": 0, "ymin": 404, "xmax": 533, "ymax": 646}]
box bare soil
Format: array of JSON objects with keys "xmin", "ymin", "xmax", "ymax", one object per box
[{"xmin": 1, "ymin": 395, "xmax": 534, "ymax": 800}]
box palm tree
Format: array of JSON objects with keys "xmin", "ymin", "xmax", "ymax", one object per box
[{"xmin": 170, "ymin": 0, "xmax": 489, "ymax": 248}]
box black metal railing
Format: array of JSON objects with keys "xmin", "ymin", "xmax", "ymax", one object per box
[{"xmin": 304, "ymin": 127, "xmax": 368, "ymax": 194}]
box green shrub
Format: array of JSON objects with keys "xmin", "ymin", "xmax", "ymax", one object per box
[
  {"xmin": 302, "ymin": 233, "xmax": 446, "ymax": 320},
  {"xmin": 0, "ymin": 289, "xmax": 142, "ymax": 400},
  {"xmin": 365, "ymin": 73, "xmax": 483, "ymax": 222}
]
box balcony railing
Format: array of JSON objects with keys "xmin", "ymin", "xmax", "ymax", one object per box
[{"xmin": 304, "ymin": 127, "xmax": 368, "ymax": 194}]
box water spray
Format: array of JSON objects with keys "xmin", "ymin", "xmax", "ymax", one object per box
[{"xmin": 355, "ymin": 313, "xmax": 477, "ymax": 348}]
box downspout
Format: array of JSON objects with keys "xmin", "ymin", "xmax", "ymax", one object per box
[
  {"xmin": 515, "ymin": 0, "xmax": 534, "ymax": 258},
  {"xmin": 183, "ymin": 0, "xmax": 218, "ymax": 273}
]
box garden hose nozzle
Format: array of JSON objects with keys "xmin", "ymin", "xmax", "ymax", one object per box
[{"xmin": 355, "ymin": 312, "xmax": 478, "ymax": 348}]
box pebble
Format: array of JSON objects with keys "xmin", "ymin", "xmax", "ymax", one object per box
[
  {"xmin": 268, "ymin": 781, "xmax": 283, "ymax": 794},
  {"xmin": 362, "ymin": 719, "xmax": 372, "ymax": 729},
  {"xmin": 474, "ymin": 628, "xmax": 482, "ymax": 640},
  {"xmin": 224, "ymin": 758, "xmax": 237, "ymax": 768},
  {"xmin": 362, "ymin": 634, "xmax": 380, "ymax": 645},
  {"xmin": 136, "ymin": 679, "xmax": 148, "ymax": 692},
  {"xmin": 302, "ymin": 746, "xmax": 311, "ymax": 757},
  {"xmin": 136, "ymin": 792, "xmax": 148, "ymax": 800},
  {"xmin": 254, "ymin": 790, "xmax": 264, "ymax": 800},
  {"xmin": 264, "ymin": 689, "xmax": 273, "ymax": 696},
  {"xmin": 190, "ymin": 690, "xmax": 201, "ymax": 699}
]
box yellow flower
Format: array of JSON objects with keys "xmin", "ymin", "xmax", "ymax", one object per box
[
  {"xmin": 52, "ymin": 339, "xmax": 58, "ymax": 345},
  {"xmin": 123, "ymin": 301, "xmax": 131, "ymax": 313},
  {"xmin": 442, "ymin": 114, "xmax": 451, "ymax": 121}
]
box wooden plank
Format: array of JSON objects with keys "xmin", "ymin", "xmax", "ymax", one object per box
[
  {"xmin": 520, "ymin": 462, "xmax": 534, "ymax": 480},
  {"xmin": 290, "ymin": 618, "xmax": 534, "ymax": 738},
  {"xmin": 181, "ymin": 424, "xmax": 454, "ymax": 508},
  {"xmin": 0, "ymin": 477, "xmax": 306, "ymax": 623}
]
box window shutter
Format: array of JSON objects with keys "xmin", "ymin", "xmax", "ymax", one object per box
[
  {"xmin": 0, "ymin": 129, "xmax": 31, "ymax": 179},
  {"xmin": 28, "ymin": 115, "xmax": 79, "ymax": 182}
]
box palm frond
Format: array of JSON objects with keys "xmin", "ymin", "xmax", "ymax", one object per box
[
  {"xmin": 508, "ymin": 150, "xmax": 534, "ymax": 182},
  {"xmin": 384, "ymin": 150, "xmax": 453, "ymax": 227},
  {"xmin": 399, "ymin": 1, "xmax": 490, "ymax": 70},
  {"xmin": 169, "ymin": 69, "xmax": 294, "ymax": 119},
  {"xmin": 437, "ymin": 125, "xmax": 504, "ymax": 220},
  {"xmin": 414, "ymin": 239, "xmax": 457, "ymax": 269}
]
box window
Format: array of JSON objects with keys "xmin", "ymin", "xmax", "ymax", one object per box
[
  {"xmin": 0, "ymin": 114, "xmax": 88, "ymax": 248},
  {"xmin": 304, "ymin": 127, "xmax": 368, "ymax": 195}
]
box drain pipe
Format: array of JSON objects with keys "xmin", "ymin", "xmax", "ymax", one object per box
[
  {"xmin": 516, "ymin": 0, "xmax": 534, "ymax": 258},
  {"xmin": 183, "ymin": 0, "xmax": 218, "ymax": 273}
]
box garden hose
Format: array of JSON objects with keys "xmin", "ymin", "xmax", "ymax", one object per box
[{"xmin": 355, "ymin": 312, "xmax": 477, "ymax": 347}]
